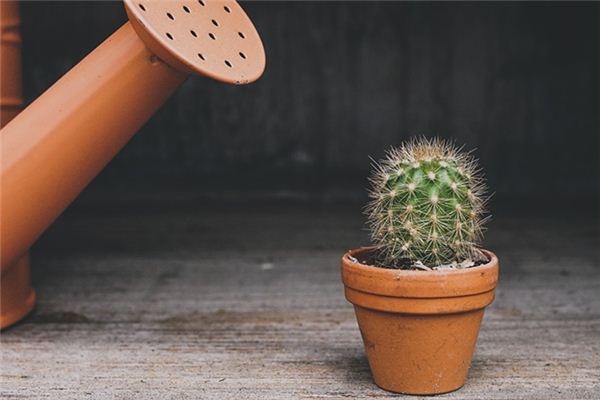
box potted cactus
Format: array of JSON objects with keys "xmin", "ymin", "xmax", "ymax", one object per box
[{"xmin": 341, "ymin": 138, "xmax": 499, "ymax": 395}]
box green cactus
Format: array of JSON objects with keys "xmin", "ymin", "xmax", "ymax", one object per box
[{"xmin": 366, "ymin": 138, "xmax": 489, "ymax": 268}]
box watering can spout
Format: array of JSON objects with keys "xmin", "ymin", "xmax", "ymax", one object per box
[
  {"xmin": 1, "ymin": 23, "xmax": 186, "ymax": 270},
  {"xmin": 0, "ymin": 0, "xmax": 265, "ymax": 327}
]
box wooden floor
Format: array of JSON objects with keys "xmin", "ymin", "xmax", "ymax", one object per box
[{"xmin": 1, "ymin": 197, "xmax": 599, "ymax": 399}]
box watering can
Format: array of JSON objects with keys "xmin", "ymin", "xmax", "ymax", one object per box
[
  {"xmin": 1, "ymin": 0, "xmax": 31, "ymax": 328},
  {"xmin": 0, "ymin": 0, "xmax": 266, "ymax": 328}
]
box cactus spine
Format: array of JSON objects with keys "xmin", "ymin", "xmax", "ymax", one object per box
[{"xmin": 367, "ymin": 138, "xmax": 488, "ymax": 268}]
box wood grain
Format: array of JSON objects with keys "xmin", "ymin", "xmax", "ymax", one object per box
[{"xmin": 1, "ymin": 201, "xmax": 599, "ymax": 399}]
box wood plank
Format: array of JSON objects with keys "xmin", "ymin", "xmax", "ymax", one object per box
[{"xmin": 1, "ymin": 202, "xmax": 599, "ymax": 399}]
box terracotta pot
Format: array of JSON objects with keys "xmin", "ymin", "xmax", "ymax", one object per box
[{"xmin": 341, "ymin": 247, "xmax": 499, "ymax": 395}]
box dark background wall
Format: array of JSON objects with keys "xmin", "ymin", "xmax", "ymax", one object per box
[{"xmin": 19, "ymin": 1, "xmax": 599, "ymax": 213}]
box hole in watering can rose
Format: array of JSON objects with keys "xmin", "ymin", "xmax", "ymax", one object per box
[
  {"xmin": 224, "ymin": 5, "xmax": 231, "ymax": 13},
  {"xmin": 197, "ymin": 53, "xmax": 205, "ymax": 60},
  {"xmin": 212, "ymin": 19, "xmax": 219, "ymax": 27},
  {"xmin": 238, "ymin": 31, "xmax": 245, "ymax": 39},
  {"xmin": 225, "ymin": 60, "xmax": 232, "ymax": 68},
  {"xmin": 139, "ymin": 3, "xmax": 146, "ymax": 11},
  {"xmin": 166, "ymin": 32, "xmax": 174, "ymax": 40},
  {"xmin": 190, "ymin": 30, "xmax": 197, "ymax": 37},
  {"xmin": 183, "ymin": 5, "xmax": 190, "ymax": 13},
  {"xmin": 198, "ymin": 0, "xmax": 205, "ymax": 5},
  {"xmin": 167, "ymin": 12, "xmax": 174, "ymax": 20},
  {"xmin": 209, "ymin": 32, "xmax": 216, "ymax": 40},
  {"xmin": 239, "ymin": 52, "xmax": 246, "ymax": 59}
]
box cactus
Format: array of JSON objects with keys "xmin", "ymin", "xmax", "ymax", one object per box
[{"xmin": 366, "ymin": 138, "xmax": 489, "ymax": 268}]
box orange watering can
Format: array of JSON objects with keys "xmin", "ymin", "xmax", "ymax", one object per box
[
  {"xmin": 0, "ymin": 0, "xmax": 266, "ymax": 328},
  {"xmin": 1, "ymin": 0, "xmax": 33, "ymax": 329}
]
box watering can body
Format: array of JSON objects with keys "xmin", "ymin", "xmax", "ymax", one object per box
[{"xmin": 1, "ymin": 0, "xmax": 36, "ymax": 328}]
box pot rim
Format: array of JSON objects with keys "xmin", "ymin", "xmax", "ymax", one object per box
[{"xmin": 341, "ymin": 247, "xmax": 499, "ymax": 299}]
